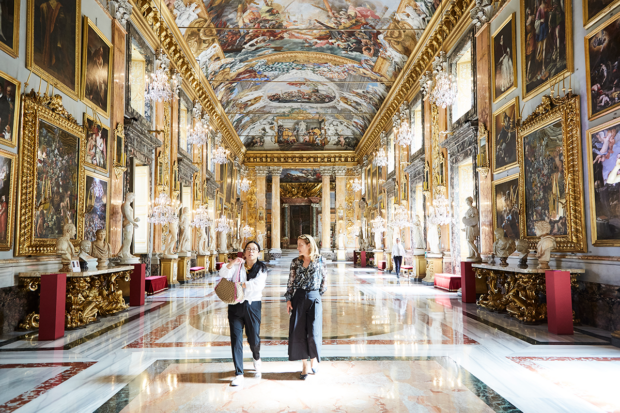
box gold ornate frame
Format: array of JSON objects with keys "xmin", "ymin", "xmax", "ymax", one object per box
[
  {"xmin": 0, "ymin": 69, "xmax": 21, "ymax": 148},
  {"xmin": 492, "ymin": 96, "xmax": 520, "ymax": 174},
  {"xmin": 520, "ymin": 0, "xmax": 573, "ymax": 101},
  {"xmin": 83, "ymin": 170, "xmax": 110, "ymax": 241},
  {"xmin": 586, "ymin": 117, "xmax": 620, "ymax": 246},
  {"xmin": 585, "ymin": 12, "xmax": 620, "ymax": 121},
  {"xmin": 583, "ymin": 0, "xmax": 620, "ymax": 29},
  {"xmin": 491, "ymin": 174, "xmax": 520, "ymax": 241},
  {"xmin": 0, "ymin": 0, "xmax": 20, "ymax": 58},
  {"xmin": 15, "ymin": 92, "xmax": 86, "ymax": 256},
  {"xmin": 516, "ymin": 94, "xmax": 586, "ymax": 252},
  {"xmin": 83, "ymin": 113, "xmax": 110, "ymax": 174},
  {"xmin": 0, "ymin": 148, "xmax": 17, "ymax": 250},
  {"xmin": 81, "ymin": 16, "xmax": 113, "ymax": 119},
  {"xmin": 492, "ymin": 13, "xmax": 518, "ymax": 103},
  {"xmin": 26, "ymin": 0, "xmax": 81, "ymax": 100}
]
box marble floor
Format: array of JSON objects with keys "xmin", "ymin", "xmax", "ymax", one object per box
[{"xmin": 1, "ymin": 252, "xmax": 619, "ymax": 412}]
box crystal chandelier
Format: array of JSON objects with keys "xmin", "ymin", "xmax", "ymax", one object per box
[
  {"xmin": 239, "ymin": 176, "xmax": 251, "ymax": 192},
  {"xmin": 190, "ymin": 204, "xmax": 212, "ymax": 228},
  {"xmin": 374, "ymin": 132, "xmax": 388, "ymax": 167},
  {"xmin": 351, "ymin": 177, "xmax": 362, "ymax": 192},
  {"xmin": 148, "ymin": 192, "xmax": 178, "ymax": 225},
  {"xmin": 241, "ymin": 225, "xmax": 254, "ymax": 239},
  {"xmin": 389, "ymin": 205, "xmax": 413, "ymax": 230},
  {"xmin": 213, "ymin": 131, "xmax": 229, "ymax": 165},
  {"xmin": 429, "ymin": 52, "xmax": 457, "ymax": 109},
  {"xmin": 428, "ymin": 187, "xmax": 451, "ymax": 227},
  {"xmin": 188, "ymin": 102, "xmax": 209, "ymax": 146},
  {"xmin": 393, "ymin": 102, "xmax": 414, "ymax": 147},
  {"xmin": 370, "ymin": 216, "xmax": 386, "ymax": 234},
  {"xmin": 145, "ymin": 50, "xmax": 175, "ymax": 103},
  {"xmin": 214, "ymin": 215, "xmax": 230, "ymax": 233}
]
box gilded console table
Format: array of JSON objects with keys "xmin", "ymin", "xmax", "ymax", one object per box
[
  {"xmin": 472, "ymin": 264, "xmax": 584, "ymax": 324},
  {"xmin": 19, "ymin": 266, "xmax": 133, "ymax": 330}
]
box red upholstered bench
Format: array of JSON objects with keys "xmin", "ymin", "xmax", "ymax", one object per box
[
  {"xmin": 378, "ymin": 261, "xmax": 386, "ymax": 270},
  {"xmin": 434, "ymin": 273, "xmax": 461, "ymax": 292},
  {"xmin": 145, "ymin": 276, "xmax": 168, "ymax": 295},
  {"xmin": 216, "ymin": 262, "xmax": 225, "ymax": 271},
  {"xmin": 400, "ymin": 265, "xmax": 413, "ymax": 278},
  {"xmin": 190, "ymin": 266, "xmax": 207, "ymax": 279}
]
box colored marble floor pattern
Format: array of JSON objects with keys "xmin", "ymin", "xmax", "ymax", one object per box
[{"xmin": 0, "ymin": 252, "xmax": 618, "ymax": 413}]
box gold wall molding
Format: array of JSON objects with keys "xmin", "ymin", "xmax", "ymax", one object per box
[
  {"xmin": 355, "ymin": 0, "xmax": 474, "ymax": 160},
  {"xmin": 244, "ymin": 151, "xmax": 357, "ymax": 167}
]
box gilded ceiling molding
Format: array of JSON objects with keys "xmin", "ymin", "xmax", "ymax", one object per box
[
  {"xmin": 132, "ymin": 0, "xmax": 245, "ymax": 159},
  {"xmin": 355, "ymin": 0, "xmax": 475, "ymax": 160},
  {"xmin": 243, "ymin": 151, "xmax": 357, "ymax": 167}
]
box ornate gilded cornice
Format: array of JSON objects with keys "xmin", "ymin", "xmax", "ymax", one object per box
[
  {"xmin": 355, "ymin": 0, "xmax": 474, "ymax": 160},
  {"xmin": 244, "ymin": 151, "xmax": 357, "ymax": 167},
  {"xmin": 131, "ymin": 0, "xmax": 244, "ymax": 158}
]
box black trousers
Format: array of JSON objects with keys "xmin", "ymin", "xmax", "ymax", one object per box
[
  {"xmin": 394, "ymin": 256, "xmax": 403, "ymax": 275},
  {"xmin": 228, "ymin": 301, "xmax": 261, "ymax": 376},
  {"xmin": 288, "ymin": 289, "xmax": 322, "ymax": 362}
]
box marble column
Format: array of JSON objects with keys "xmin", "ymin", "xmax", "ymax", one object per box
[
  {"xmin": 334, "ymin": 166, "xmax": 347, "ymax": 260},
  {"xmin": 319, "ymin": 166, "xmax": 333, "ymax": 257},
  {"xmin": 311, "ymin": 203, "xmax": 319, "ymax": 239},
  {"xmin": 255, "ymin": 166, "xmax": 269, "ymax": 258},
  {"xmin": 270, "ymin": 167, "xmax": 282, "ymax": 259},
  {"xmin": 283, "ymin": 204, "xmax": 290, "ymax": 243}
]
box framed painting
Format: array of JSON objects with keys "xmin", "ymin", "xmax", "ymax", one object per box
[
  {"xmin": 583, "ymin": 0, "xmax": 620, "ymax": 29},
  {"xmin": 83, "ymin": 171, "xmax": 108, "ymax": 242},
  {"xmin": 586, "ymin": 117, "xmax": 620, "ymax": 245},
  {"xmin": 0, "ymin": 69, "xmax": 21, "ymax": 148},
  {"xmin": 517, "ymin": 94, "xmax": 585, "ymax": 251},
  {"xmin": 520, "ymin": 0, "xmax": 573, "ymax": 100},
  {"xmin": 585, "ymin": 13, "xmax": 620, "ymax": 121},
  {"xmin": 81, "ymin": 16, "xmax": 112, "ymax": 118},
  {"xmin": 492, "ymin": 13, "xmax": 518, "ymax": 103},
  {"xmin": 15, "ymin": 92, "xmax": 85, "ymax": 256},
  {"xmin": 26, "ymin": 0, "xmax": 81, "ymax": 100},
  {"xmin": 83, "ymin": 114, "xmax": 110, "ymax": 173},
  {"xmin": 492, "ymin": 97, "xmax": 519, "ymax": 173},
  {"xmin": 0, "ymin": 149, "xmax": 17, "ymax": 250},
  {"xmin": 492, "ymin": 175, "xmax": 520, "ymax": 241},
  {"xmin": 0, "ymin": 0, "xmax": 19, "ymax": 58}
]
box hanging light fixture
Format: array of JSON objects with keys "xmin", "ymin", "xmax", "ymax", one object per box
[
  {"xmin": 351, "ymin": 177, "xmax": 362, "ymax": 192},
  {"xmin": 429, "ymin": 52, "xmax": 458, "ymax": 109},
  {"xmin": 214, "ymin": 215, "xmax": 230, "ymax": 233},
  {"xmin": 188, "ymin": 102, "xmax": 209, "ymax": 146},
  {"xmin": 371, "ymin": 216, "xmax": 386, "ymax": 234},
  {"xmin": 148, "ymin": 192, "xmax": 178, "ymax": 225},
  {"xmin": 145, "ymin": 50, "xmax": 174, "ymax": 103},
  {"xmin": 241, "ymin": 225, "xmax": 254, "ymax": 239},
  {"xmin": 393, "ymin": 102, "xmax": 414, "ymax": 147},
  {"xmin": 190, "ymin": 204, "xmax": 212, "ymax": 228},
  {"xmin": 239, "ymin": 176, "xmax": 251, "ymax": 192},
  {"xmin": 389, "ymin": 204, "xmax": 413, "ymax": 230},
  {"xmin": 374, "ymin": 132, "xmax": 388, "ymax": 167},
  {"xmin": 213, "ymin": 131, "xmax": 229, "ymax": 165}
]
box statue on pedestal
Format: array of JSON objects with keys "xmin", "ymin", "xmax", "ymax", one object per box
[
  {"xmin": 257, "ymin": 231, "xmax": 264, "ymax": 250},
  {"xmin": 56, "ymin": 223, "xmax": 77, "ymax": 272},
  {"xmin": 197, "ymin": 226, "xmax": 208, "ymax": 255},
  {"xmin": 535, "ymin": 221, "xmax": 556, "ymax": 269},
  {"xmin": 91, "ymin": 229, "xmax": 113, "ymax": 268},
  {"xmin": 359, "ymin": 198, "xmax": 368, "ymax": 239},
  {"xmin": 427, "ymin": 221, "xmax": 441, "ymax": 254},
  {"xmin": 493, "ymin": 228, "xmax": 516, "ymax": 267},
  {"xmin": 412, "ymin": 215, "xmax": 424, "ymax": 253},
  {"xmin": 338, "ymin": 228, "xmax": 345, "ymax": 250},
  {"xmin": 163, "ymin": 205, "xmax": 181, "ymax": 258},
  {"xmin": 515, "ymin": 239, "xmax": 530, "ymax": 269},
  {"xmin": 178, "ymin": 207, "xmax": 191, "ymax": 255},
  {"xmin": 461, "ymin": 197, "xmax": 480, "ymax": 260},
  {"xmin": 118, "ymin": 192, "xmax": 140, "ymax": 264}
]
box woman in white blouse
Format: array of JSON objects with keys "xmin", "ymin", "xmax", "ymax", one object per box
[
  {"xmin": 219, "ymin": 240, "xmax": 268, "ymax": 387},
  {"xmin": 392, "ymin": 237, "xmax": 406, "ymax": 278}
]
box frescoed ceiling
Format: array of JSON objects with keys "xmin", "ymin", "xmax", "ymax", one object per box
[{"xmin": 170, "ymin": 0, "xmax": 441, "ymax": 151}]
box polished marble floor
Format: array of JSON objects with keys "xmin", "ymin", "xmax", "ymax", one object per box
[{"xmin": 1, "ymin": 252, "xmax": 619, "ymax": 412}]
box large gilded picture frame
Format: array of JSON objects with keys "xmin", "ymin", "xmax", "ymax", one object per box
[
  {"xmin": 583, "ymin": 0, "xmax": 620, "ymax": 29},
  {"xmin": 0, "ymin": 69, "xmax": 21, "ymax": 148},
  {"xmin": 492, "ymin": 13, "xmax": 518, "ymax": 103},
  {"xmin": 83, "ymin": 113, "xmax": 110, "ymax": 174},
  {"xmin": 15, "ymin": 92, "xmax": 86, "ymax": 256},
  {"xmin": 586, "ymin": 117, "xmax": 620, "ymax": 246},
  {"xmin": 81, "ymin": 16, "xmax": 112, "ymax": 119},
  {"xmin": 516, "ymin": 94, "xmax": 586, "ymax": 252},
  {"xmin": 492, "ymin": 174, "xmax": 520, "ymax": 241},
  {"xmin": 83, "ymin": 171, "xmax": 109, "ymax": 242},
  {"xmin": 492, "ymin": 96, "xmax": 519, "ymax": 173},
  {"xmin": 0, "ymin": 148, "xmax": 17, "ymax": 250},
  {"xmin": 0, "ymin": 0, "xmax": 20, "ymax": 58},
  {"xmin": 26, "ymin": 0, "xmax": 81, "ymax": 100}
]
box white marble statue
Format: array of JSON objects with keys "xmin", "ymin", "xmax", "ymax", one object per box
[
  {"xmin": 197, "ymin": 226, "xmax": 208, "ymax": 255},
  {"xmin": 178, "ymin": 207, "xmax": 192, "ymax": 255},
  {"xmin": 535, "ymin": 221, "xmax": 556, "ymax": 269},
  {"xmin": 461, "ymin": 197, "xmax": 480, "ymax": 260},
  {"xmin": 493, "ymin": 228, "xmax": 516, "ymax": 267},
  {"xmin": 163, "ymin": 207, "xmax": 181, "ymax": 258},
  {"xmin": 412, "ymin": 215, "xmax": 424, "ymax": 252},
  {"xmin": 56, "ymin": 223, "xmax": 77, "ymax": 271},
  {"xmin": 427, "ymin": 221, "xmax": 441, "ymax": 254},
  {"xmin": 209, "ymin": 227, "xmax": 217, "ymax": 254},
  {"xmin": 257, "ymin": 231, "xmax": 265, "ymax": 250},
  {"xmin": 373, "ymin": 228, "xmax": 383, "ymax": 251},
  {"xmin": 91, "ymin": 229, "xmax": 113, "ymax": 268},
  {"xmin": 78, "ymin": 240, "xmax": 99, "ymax": 271},
  {"xmin": 338, "ymin": 229, "xmax": 346, "ymax": 250},
  {"xmin": 118, "ymin": 192, "xmax": 141, "ymax": 264}
]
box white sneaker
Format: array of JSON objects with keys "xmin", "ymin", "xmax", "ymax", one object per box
[
  {"xmin": 253, "ymin": 359, "xmax": 262, "ymax": 378},
  {"xmin": 231, "ymin": 375, "xmax": 244, "ymax": 386}
]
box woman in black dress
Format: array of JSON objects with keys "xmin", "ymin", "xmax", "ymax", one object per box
[{"xmin": 285, "ymin": 234, "xmax": 326, "ymax": 380}]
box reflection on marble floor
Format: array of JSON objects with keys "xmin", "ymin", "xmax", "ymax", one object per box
[{"xmin": 0, "ymin": 256, "xmax": 619, "ymax": 413}]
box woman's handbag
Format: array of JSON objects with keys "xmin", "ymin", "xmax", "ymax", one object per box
[{"xmin": 215, "ymin": 263, "xmax": 244, "ymax": 304}]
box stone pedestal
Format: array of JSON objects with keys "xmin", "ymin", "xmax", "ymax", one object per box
[
  {"xmin": 197, "ymin": 255, "xmax": 207, "ymax": 269},
  {"xmin": 336, "ymin": 249, "xmax": 346, "ymax": 261},
  {"xmin": 161, "ymin": 258, "xmax": 179, "ymax": 286},
  {"xmin": 545, "ymin": 270, "xmax": 573, "ymax": 335},
  {"xmin": 270, "ymin": 248, "xmax": 282, "ymax": 259},
  {"xmin": 39, "ymin": 273, "xmax": 67, "ymax": 341},
  {"xmin": 218, "ymin": 253, "xmax": 228, "ymax": 263},
  {"xmin": 130, "ymin": 264, "xmax": 146, "ymax": 306},
  {"xmin": 423, "ymin": 253, "xmax": 443, "ymax": 285},
  {"xmin": 412, "ymin": 253, "xmax": 426, "ymax": 282},
  {"xmin": 208, "ymin": 253, "xmax": 216, "ymax": 272},
  {"xmin": 177, "ymin": 254, "xmax": 191, "ymax": 283},
  {"xmin": 373, "ymin": 250, "xmax": 384, "ymax": 268},
  {"xmin": 385, "ymin": 252, "xmax": 393, "ymax": 272},
  {"xmin": 460, "ymin": 260, "xmax": 478, "ymax": 303}
]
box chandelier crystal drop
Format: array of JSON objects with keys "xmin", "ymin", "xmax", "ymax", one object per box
[
  {"xmin": 393, "ymin": 103, "xmax": 414, "ymax": 147},
  {"xmin": 239, "ymin": 176, "xmax": 251, "ymax": 192},
  {"xmin": 428, "ymin": 187, "xmax": 451, "ymax": 226},
  {"xmin": 374, "ymin": 132, "xmax": 388, "ymax": 167},
  {"xmin": 241, "ymin": 225, "xmax": 254, "ymax": 239},
  {"xmin": 429, "ymin": 52, "xmax": 458, "ymax": 109},
  {"xmin": 148, "ymin": 192, "xmax": 178, "ymax": 225},
  {"xmin": 212, "ymin": 131, "xmax": 229, "ymax": 164},
  {"xmin": 145, "ymin": 50, "xmax": 174, "ymax": 103},
  {"xmin": 190, "ymin": 204, "xmax": 212, "ymax": 229},
  {"xmin": 187, "ymin": 120, "xmax": 208, "ymax": 146},
  {"xmin": 214, "ymin": 215, "xmax": 231, "ymax": 233},
  {"xmin": 192, "ymin": 101, "xmax": 203, "ymax": 119},
  {"xmin": 351, "ymin": 177, "xmax": 362, "ymax": 192}
]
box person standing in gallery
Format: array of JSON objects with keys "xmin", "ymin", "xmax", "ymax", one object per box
[
  {"xmin": 286, "ymin": 234, "xmax": 326, "ymax": 380},
  {"xmin": 392, "ymin": 237, "xmax": 405, "ymax": 278}
]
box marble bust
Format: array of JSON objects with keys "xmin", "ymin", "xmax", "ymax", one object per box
[
  {"xmin": 535, "ymin": 221, "xmax": 556, "ymax": 269},
  {"xmin": 91, "ymin": 229, "xmax": 113, "ymax": 268},
  {"xmin": 118, "ymin": 192, "xmax": 140, "ymax": 264},
  {"xmin": 56, "ymin": 223, "xmax": 77, "ymax": 271},
  {"xmin": 78, "ymin": 240, "xmax": 99, "ymax": 270},
  {"xmin": 461, "ymin": 197, "xmax": 480, "ymax": 261},
  {"xmin": 515, "ymin": 239, "xmax": 530, "ymax": 269},
  {"xmin": 493, "ymin": 228, "xmax": 516, "ymax": 267}
]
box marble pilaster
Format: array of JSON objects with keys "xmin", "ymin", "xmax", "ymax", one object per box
[
  {"xmin": 320, "ymin": 166, "xmax": 333, "ymax": 256},
  {"xmin": 334, "ymin": 167, "xmax": 347, "ymax": 260},
  {"xmin": 283, "ymin": 204, "xmax": 290, "ymax": 243},
  {"xmin": 255, "ymin": 166, "xmax": 269, "ymax": 252},
  {"xmin": 270, "ymin": 167, "xmax": 282, "ymax": 258},
  {"xmin": 311, "ymin": 203, "xmax": 319, "ymax": 239}
]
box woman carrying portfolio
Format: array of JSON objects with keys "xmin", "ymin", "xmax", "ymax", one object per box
[
  {"xmin": 218, "ymin": 241, "xmax": 268, "ymax": 387},
  {"xmin": 286, "ymin": 234, "xmax": 326, "ymax": 380}
]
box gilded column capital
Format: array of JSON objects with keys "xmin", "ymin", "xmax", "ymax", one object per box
[
  {"xmin": 311, "ymin": 203, "xmax": 320, "ymax": 208},
  {"xmin": 270, "ymin": 166, "xmax": 283, "ymax": 176},
  {"xmin": 333, "ymin": 166, "xmax": 348, "ymax": 177},
  {"xmin": 319, "ymin": 166, "xmax": 333, "ymax": 177},
  {"xmin": 255, "ymin": 166, "xmax": 270, "ymax": 177}
]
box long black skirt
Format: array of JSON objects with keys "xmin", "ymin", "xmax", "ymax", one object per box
[{"xmin": 288, "ymin": 289, "xmax": 322, "ymax": 362}]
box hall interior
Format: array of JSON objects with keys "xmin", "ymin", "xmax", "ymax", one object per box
[{"xmin": 0, "ymin": 0, "xmax": 620, "ymax": 411}]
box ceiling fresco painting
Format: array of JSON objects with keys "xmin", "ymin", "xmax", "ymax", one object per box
[{"xmin": 170, "ymin": 0, "xmax": 442, "ymax": 151}]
